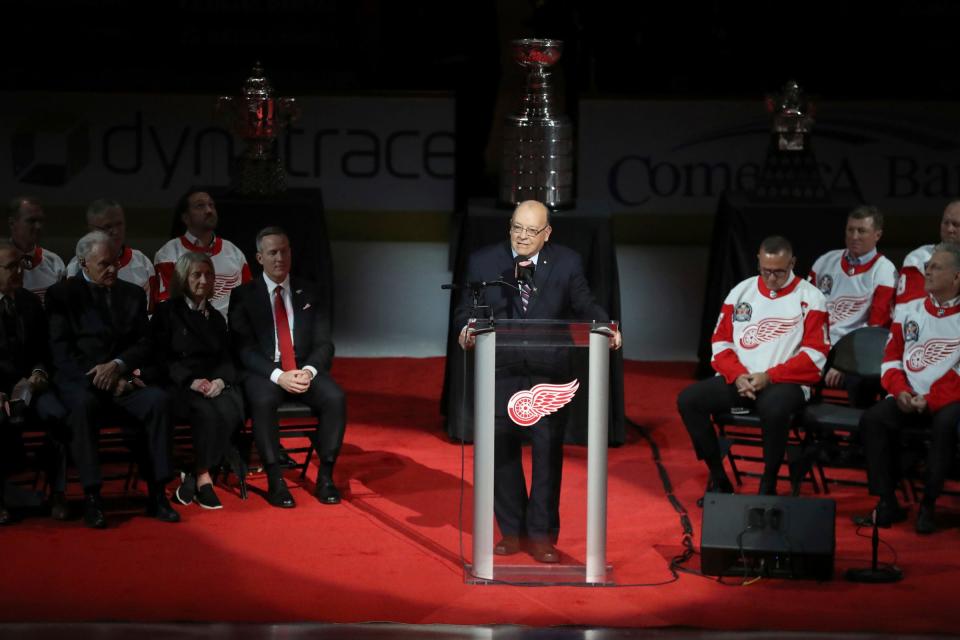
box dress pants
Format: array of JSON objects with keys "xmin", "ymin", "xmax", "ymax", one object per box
[
  {"xmin": 243, "ymin": 372, "xmax": 346, "ymax": 465},
  {"xmin": 862, "ymin": 397, "xmax": 960, "ymax": 503},
  {"xmin": 58, "ymin": 383, "xmax": 173, "ymax": 489},
  {"xmin": 493, "ymin": 414, "xmax": 564, "ymax": 542},
  {"xmin": 171, "ymin": 386, "xmax": 245, "ymax": 471},
  {"xmin": 677, "ymin": 375, "xmax": 806, "ymax": 480}
]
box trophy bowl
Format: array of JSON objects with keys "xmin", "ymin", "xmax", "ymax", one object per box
[{"xmin": 512, "ymin": 38, "xmax": 563, "ymax": 69}]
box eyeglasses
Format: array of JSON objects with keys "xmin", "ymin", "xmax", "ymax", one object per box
[
  {"xmin": 509, "ymin": 223, "xmax": 548, "ymax": 237},
  {"xmin": 759, "ymin": 268, "xmax": 790, "ymax": 278}
]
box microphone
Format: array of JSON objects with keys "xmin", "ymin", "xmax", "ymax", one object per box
[{"xmin": 514, "ymin": 255, "xmax": 537, "ymax": 294}]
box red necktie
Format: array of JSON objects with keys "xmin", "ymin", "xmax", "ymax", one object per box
[{"xmin": 274, "ymin": 286, "xmax": 296, "ymax": 371}]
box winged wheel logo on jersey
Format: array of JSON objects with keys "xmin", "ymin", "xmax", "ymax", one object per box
[
  {"xmin": 905, "ymin": 339, "xmax": 960, "ymax": 372},
  {"xmin": 739, "ymin": 316, "xmax": 802, "ymax": 350},
  {"xmin": 826, "ymin": 296, "xmax": 869, "ymax": 323},
  {"xmin": 507, "ymin": 380, "xmax": 580, "ymax": 427},
  {"xmin": 212, "ymin": 272, "xmax": 242, "ymax": 300}
]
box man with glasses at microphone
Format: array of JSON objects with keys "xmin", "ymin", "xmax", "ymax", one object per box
[{"xmin": 455, "ymin": 200, "xmax": 621, "ymax": 564}]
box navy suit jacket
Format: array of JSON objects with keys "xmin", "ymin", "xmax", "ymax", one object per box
[
  {"xmin": 228, "ymin": 275, "xmax": 334, "ymax": 380},
  {"xmin": 454, "ymin": 241, "xmax": 609, "ymax": 328},
  {"xmin": 46, "ymin": 276, "xmax": 152, "ymax": 387},
  {"xmin": 0, "ymin": 287, "xmax": 48, "ymax": 391}
]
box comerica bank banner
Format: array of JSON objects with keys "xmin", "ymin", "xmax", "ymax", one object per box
[
  {"xmin": 578, "ymin": 100, "xmax": 960, "ymax": 215},
  {"xmin": 3, "ymin": 92, "xmax": 455, "ymax": 212}
]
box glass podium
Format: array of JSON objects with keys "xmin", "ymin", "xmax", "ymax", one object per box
[{"xmin": 463, "ymin": 319, "xmax": 617, "ymax": 585}]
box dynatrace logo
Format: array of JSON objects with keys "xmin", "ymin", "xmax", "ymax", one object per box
[{"xmin": 12, "ymin": 113, "xmax": 90, "ymax": 186}]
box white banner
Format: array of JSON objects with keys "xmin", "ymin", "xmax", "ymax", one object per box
[
  {"xmin": 3, "ymin": 92, "xmax": 455, "ymax": 212},
  {"xmin": 578, "ymin": 99, "xmax": 960, "ymax": 215}
]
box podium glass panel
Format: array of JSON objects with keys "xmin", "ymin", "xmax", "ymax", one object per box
[{"xmin": 463, "ymin": 319, "xmax": 616, "ymax": 585}]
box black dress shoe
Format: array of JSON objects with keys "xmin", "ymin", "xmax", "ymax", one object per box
[
  {"xmin": 915, "ymin": 504, "xmax": 936, "ymax": 534},
  {"xmin": 49, "ymin": 491, "xmax": 69, "ymax": 521},
  {"xmin": 0, "ymin": 505, "xmax": 11, "ymax": 525},
  {"xmin": 528, "ymin": 540, "xmax": 559, "ymax": 563},
  {"xmin": 147, "ymin": 495, "xmax": 181, "ymax": 523},
  {"xmin": 314, "ymin": 478, "xmax": 341, "ymax": 504},
  {"xmin": 83, "ymin": 495, "xmax": 107, "ymax": 529},
  {"xmin": 266, "ymin": 482, "xmax": 296, "ymax": 509},
  {"xmin": 494, "ymin": 535, "xmax": 521, "ymax": 555}
]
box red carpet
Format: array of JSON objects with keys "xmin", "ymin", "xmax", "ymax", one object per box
[{"xmin": 0, "ymin": 358, "xmax": 957, "ymax": 632}]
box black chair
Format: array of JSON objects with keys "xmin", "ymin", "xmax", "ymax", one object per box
[
  {"xmin": 797, "ymin": 326, "xmax": 889, "ymax": 494},
  {"xmin": 232, "ymin": 401, "xmax": 321, "ymax": 486}
]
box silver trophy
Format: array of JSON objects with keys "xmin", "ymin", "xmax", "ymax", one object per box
[
  {"xmin": 217, "ymin": 62, "xmax": 301, "ymax": 196},
  {"xmin": 499, "ymin": 38, "xmax": 574, "ymax": 209}
]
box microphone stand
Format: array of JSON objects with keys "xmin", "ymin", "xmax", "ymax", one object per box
[{"xmin": 845, "ymin": 509, "xmax": 903, "ymax": 583}]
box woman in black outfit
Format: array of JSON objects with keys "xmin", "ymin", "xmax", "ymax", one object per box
[{"xmin": 151, "ymin": 252, "xmax": 245, "ymax": 509}]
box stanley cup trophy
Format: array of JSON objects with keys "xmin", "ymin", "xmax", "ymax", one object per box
[
  {"xmin": 752, "ymin": 79, "xmax": 827, "ymax": 202},
  {"xmin": 217, "ymin": 62, "xmax": 301, "ymax": 196},
  {"xmin": 499, "ymin": 38, "xmax": 574, "ymax": 209}
]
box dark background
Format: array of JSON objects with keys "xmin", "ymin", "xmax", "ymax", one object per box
[{"xmin": 6, "ymin": 0, "xmax": 958, "ymax": 209}]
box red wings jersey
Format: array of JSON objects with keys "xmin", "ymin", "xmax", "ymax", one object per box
[
  {"xmin": 21, "ymin": 246, "xmax": 65, "ymax": 303},
  {"xmin": 154, "ymin": 235, "xmax": 251, "ymax": 318},
  {"xmin": 68, "ymin": 246, "xmax": 158, "ymax": 308},
  {"xmin": 895, "ymin": 243, "xmax": 934, "ymax": 308},
  {"xmin": 808, "ymin": 249, "xmax": 897, "ymax": 344},
  {"xmin": 881, "ymin": 295, "xmax": 960, "ymax": 412},
  {"xmin": 711, "ymin": 274, "xmax": 830, "ymax": 388}
]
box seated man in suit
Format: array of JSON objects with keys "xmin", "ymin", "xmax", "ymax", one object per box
[
  {"xmin": 859, "ymin": 243, "xmax": 960, "ymax": 534},
  {"xmin": 229, "ymin": 227, "xmax": 346, "ymax": 508},
  {"xmin": 677, "ymin": 236, "xmax": 830, "ymax": 497},
  {"xmin": 0, "ymin": 240, "xmax": 64, "ymax": 524},
  {"xmin": 454, "ymin": 200, "xmax": 622, "ymax": 564},
  {"xmin": 46, "ymin": 231, "xmax": 178, "ymax": 528}
]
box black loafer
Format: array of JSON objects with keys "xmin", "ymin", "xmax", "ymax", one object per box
[
  {"xmin": 915, "ymin": 504, "xmax": 936, "ymax": 535},
  {"xmin": 147, "ymin": 495, "xmax": 181, "ymax": 523},
  {"xmin": 0, "ymin": 505, "xmax": 11, "ymax": 526},
  {"xmin": 853, "ymin": 499, "xmax": 907, "ymax": 528},
  {"xmin": 83, "ymin": 495, "xmax": 107, "ymax": 529},
  {"xmin": 315, "ymin": 479, "xmax": 341, "ymax": 505},
  {"xmin": 267, "ymin": 483, "xmax": 296, "ymax": 509}
]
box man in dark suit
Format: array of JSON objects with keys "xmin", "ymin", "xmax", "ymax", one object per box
[
  {"xmin": 0, "ymin": 240, "xmax": 63, "ymax": 524},
  {"xmin": 46, "ymin": 231, "xmax": 178, "ymax": 528},
  {"xmin": 229, "ymin": 226, "xmax": 346, "ymax": 508},
  {"xmin": 455, "ymin": 200, "xmax": 622, "ymax": 563}
]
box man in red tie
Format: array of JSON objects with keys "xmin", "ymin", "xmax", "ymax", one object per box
[{"xmin": 228, "ymin": 227, "xmax": 346, "ymax": 508}]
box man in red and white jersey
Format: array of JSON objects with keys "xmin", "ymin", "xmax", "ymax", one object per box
[
  {"xmin": 8, "ymin": 196, "xmax": 64, "ymax": 303},
  {"xmin": 894, "ymin": 200, "xmax": 960, "ymax": 308},
  {"xmin": 808, "ymin": 205, "xmax": 896, "ymax": 405},
  {"xmin": 678, "ymin": 236, "xmax": 830, "ymax": 496},
  {"xmin": 154, "ymin": 190, "xmax": 251, "ymax": 320},
  {"xmin": 66, "ymin": 200, "xmax": 157, "ymax": 312},
  {"xmin": 860, "ymin": 243, "xmax": 960, "ymax": 534}
]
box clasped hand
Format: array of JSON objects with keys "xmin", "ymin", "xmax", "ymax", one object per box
[
  {"xmin": 87, "ymin": 361, "xmax": 121, "ymax": 391},
  {"xmin": 735, "ymin": 372, "xmax": 770, "ymax": 400},
  {"xmin": 896, "ymin": 391, "xmax": 927, "ymax": 414},
  {"xmin": 190, "ymin": 378, "xmax": 226, "ymax": 398},
  {"xmin": 278, "ymin": 370, "xmax": 313, "ymax": 394}
]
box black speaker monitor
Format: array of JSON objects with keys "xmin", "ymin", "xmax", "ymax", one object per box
[{"xmin": 700, "ymin": 493, "xmax": 836, "ymax": 580}]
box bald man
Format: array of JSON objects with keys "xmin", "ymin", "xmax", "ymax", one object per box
[{"xmin": 455, "ymin": 200, "xmax": 621, "ymax": 564}]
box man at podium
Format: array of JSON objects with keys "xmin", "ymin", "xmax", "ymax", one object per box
[{"xmin": 455, "ymin": 200, "xmax": 621, "ymax": 563}]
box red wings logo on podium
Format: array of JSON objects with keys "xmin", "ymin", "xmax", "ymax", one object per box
[
  {"xmin": 507, "ymin": 379, "xmax": 580, "ymax": 427},
  {"xmin": 739, "ymin": 316, "xmax": 801, "ymax": 350},
  {"xmin": 906, "ymin": 339, "xmax": 960, "ymax": 372},
  {"xmin": 827, "ymin": 296, "xmax": 869, "ymax": 323}
]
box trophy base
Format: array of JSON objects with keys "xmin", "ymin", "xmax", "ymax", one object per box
[
  {"xmin": 464, "ymin": 562, "xmax": 614, "ymax": 586},
  {"xmin": 235, "ymin": 156, "xmax": 287, "ymax": 197}
]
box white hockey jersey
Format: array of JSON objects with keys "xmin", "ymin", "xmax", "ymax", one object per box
[
  {"xmin": 21, "ymin": 245, "xmax": 65, "ymax": 303},
  {"xmin": 808, "ymin": 249, "xmax": 897, "ymax": 344},
  {"xmin": 882, "ymin": 295, "xmax": 960, "ymax": 412},
  {"xmin": 154, "ymin": 233, "xmax": 251, "ymax": 319},
  {"xmin": 711, "ymin": 274, "xmax": 830, "ymax": 388},
  {"xmin": 895, "ymin": 244, "xmax": 935, "ymax": 308}
]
